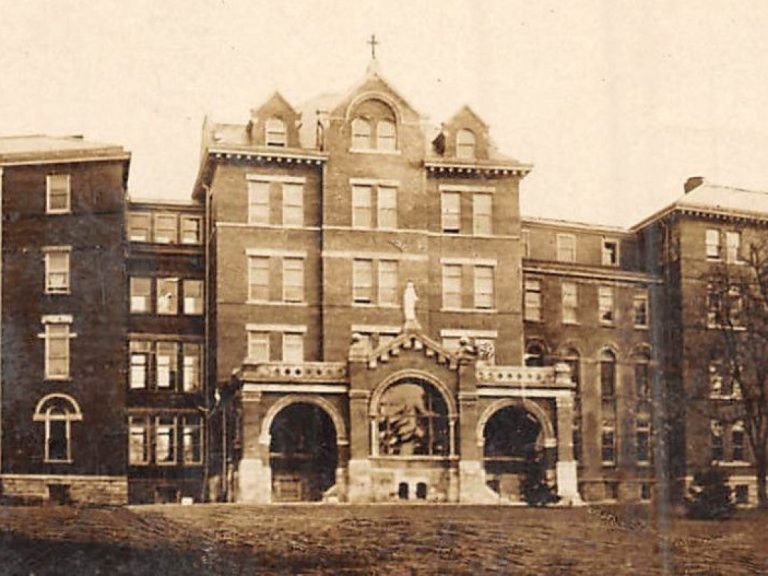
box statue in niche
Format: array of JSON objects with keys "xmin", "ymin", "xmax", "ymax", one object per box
[{"xmin": 403, "ymin": 281, "xmax": 420, "ymax": 329}]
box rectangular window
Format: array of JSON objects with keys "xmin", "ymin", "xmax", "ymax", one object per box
[
  {"xmin": 128, "ymin": 213, "xmax": 151, "ymax": 242},
  {"xmin": 633, "ymin": 291, "xmax": 649, "ymax": 327},
  {"xmin": 182, "ymin": 343, "xmax": 201, "ymax": 392},
  {"xmin": 282, "ymin": 258, "xmax": 304, "ymax": 303},
  {"xmin": 180, "ymin": 216, "xmax": 202, "ymax": 244},
  {"xmin": 442, "ymin": 264, "xmax": 462, "ymax": 309},
  {"xmin": 45, "ymin": 249, "xmax": 70, "ymax": 294},
  {"xmin": 709, "ymin": 362, "xmax": 724, "ymax": 397},
  {"xmin": 154, "ymin": 214, "xmax": 177, "ymax": 244},
  {"xmin": 156, "ymin": 342, "xmax": 178, "ymax": 390},
  {"xmin": 46, "ymin": 174, "xmax": 71, "ymax": 213},
  {"xmin": 45, "ymin": 322, "xmax": 71, "ymax": 379},
  {"xmin": 635, "ymin": 363, "xmax": 650, "ymax": 398},
  {"xmin": 711, "ymin": 420, "xmax": 724, "ymax": 462},
  {"xmin": 601, "ymin": 360, "xmax": 616, "ymax": 398},
  {"xmin": 598, "ymin": 286, "xmax": 615, "ymax": 324},
  {"xmin": 441, "ymin": 191, "xmax": 460, "ymax": 233},
  {"xmin": 353, "ymin": 259, "xmax": 374, "ymax": 303},
  {"xmin": 282, "ymin": 333, "xmax": 304, "ymax": 363},
  {"xmin": 726, "ymin": 231, "xmax": 741, "ymax": 263},
  {"xmin": 602, "ymin": 239, "xmax": 619, "ymax": 266},
  {"xmin": 601, "ymin": 429, "xmax": 616, "ymax": 465},
  {"xmin": 636, "ymin": 423, "xmax": 651, "ymax": 464},
  {"xmin": 524, "ymin": 278, "xmax": 542, "ymax": 322},
  {"xmin": 282, "ymin": 183, "xmax": 304, "ymax": 227},
  {"xmin": 556, "ymin": 233, "xmax": 576, "ymax": 263},
  {"xmin": 732, "ymin": 426, "xmax": 745, "ymax": 462},
  {"xmin": 129, "ymin": 417, "xmax": 150, "ymax": 465},
  {"xmin": 155, "ymin": 417, "xmax": 177, "ymax": 465},
  {"xmin": 248, "ymin": 181, "xmax": 270, "ymax": 225},
  {"xmin": 706, "ymin": 229, "xmax": 721, "ymax": 260},
  {"xmin": 474, "ymin": 266, "xmax": 494, "ymax": 309},
  {"xmin": 247, "ymin": 332, "xmax": 270, "ymax": 362},
  {"xmin": 182, "ymin": 416, "xmax": 203, "ymax": 465},
  {"xmin": 248, "ymin": 256, "xmax": 270, "ymax": 302},
  {"xmin": 473, "ymin": 193, "xmax": 492, "ymax": 235},
  {"xmin": 130, "ymin": 277, "xmax": 152, "ymax": 313},
  {"xmin": 378, "ymin": 260, "xmax": 398, "ymax": 305},
  {"xmin": 735, "ymin": 485, "xmax": 749, "ymax": 505},
  {"xmin": 377, "ymin": 186, "xmax": 398, "ymax": 230},
  {"xmin": 156, "ymin": 278, "xmax": 179, "ymax": 315},
  {"xmin": 129, "ymin": 341, "xmax": 151, "ymax": 389},
  {"xmin": 706, "ymin": 284, "xmax": 722, "ymax": 327},
  {"xmin": 561, "ymin": 281, "xmax": 578, "ymax": 324},
  {"xmin": 352, "ymin": 185, "xmax": 373, "ymax": 229},
  {"xmin": 183, "ymin": 280, "xmax": 204, "ymax": 315}
]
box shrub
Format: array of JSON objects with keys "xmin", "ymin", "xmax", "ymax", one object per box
[
  {"xmin": 685, "ymin": 467, "xmax": 736, "ymax": 520},
  {"xmin": 521, "ymin": 461, "xmax": 560, "ymax": 507}
]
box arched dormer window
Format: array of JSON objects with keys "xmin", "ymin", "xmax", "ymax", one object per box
[
  {"xmin": 376, "ymin": 119, "xmax": 396, "ymax": 151},
  {"xmin": 265, "ymin": 117, "xmax": 287, "ymax": 147},
  {"xmin": 33, "ymin": 394, "xmax": 82, "ymax": 463},
  {"xmin": 351, "ymin": 117, "xmax": 372, "ymax": 149},
  {"xmin": 456, "ymin": 128, "xmax": 476, "ymax": 159}
]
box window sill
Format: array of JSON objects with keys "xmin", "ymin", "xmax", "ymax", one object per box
[
  {"xmin": 601, "ymin": 462, "xmax": 616, "ymax": 468},
  {"xmin": 441, "ymin": 307, "xmax": 498, "ymax": 314},
  {"xmin": 44, "ymin": 459, "xmax": 73, "ymax": 464},
  {"xmin": 352, "ymin": 302, "xmax": 399, "ymax": 309},
  {"xmin": 349, "ymin": 148, "xmax": 401, "ymax": 156},
  {"xmin": 634, "ymin": 324, "xmax": 649, "ymax": 330},
  {"xmin": 562, "ymin": 320, "xmax": 580, "ymax": 326},
  {"xmin": 157, "ymin": 461, "xmax": 178, "ymax": 467},
  {"xmin": 246, "ymin": 300, "xmax": 308, "ymax": 307},
  {"xmin": 45, "ymin": 376, "xmax": 72, "ymax": 382},
  {"xmin": 707, "ymin": 324, "xmax": 746, "ymax": 331},
  {"xmin": 45, "ymin": 290, "xmax": 71, "ymax": 296},
  {"xmin": 46, "ymin": 210, "xmax": 71, "ymax": 216}
]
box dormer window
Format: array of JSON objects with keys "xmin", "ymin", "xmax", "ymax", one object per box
[
  {"xmin": 456, "ymin": 129, "xmax": 476, "ymax": 159},
  {"xmin": 377, "ymin": 119, "xmax": 396, "ymax": 151},
  {"xmin": 265, "ymin": 117, "xmax": 287, "ymax": 147},
  {"xmin": 351, "ymin": 117, "xmax": 372, "ymax": 149}
]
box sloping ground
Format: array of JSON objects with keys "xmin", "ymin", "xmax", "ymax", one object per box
[{"xmin": 0, "ymin": 504, "xmax": 765, "ymax": 575}]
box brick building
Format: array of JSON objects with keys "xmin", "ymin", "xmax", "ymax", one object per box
[{"xmin": 0, "ymin": 65, "xmax": 763, "ymax": 505}]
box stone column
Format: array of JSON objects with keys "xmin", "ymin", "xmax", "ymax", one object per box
[
  {"xmin": 555, "ymin": 392, "xmax": 583, "ymax": 505},
  {"xmin": 346, "ymin": 389, "xmax": 372, "ymax": 503},
  {"xmin": 237, "ymin": 391, "xmax": 272, "ymax": 503}
]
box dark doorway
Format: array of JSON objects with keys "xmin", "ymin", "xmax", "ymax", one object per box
[
  {"xmin": 269, "ymin": 403, "xmax": 338, "ymax": 502},
  {"xmin": 416, "ymin": 482, "xmax": 427, "ymax": 500},
  {"xmin": 398, "ymin": 482, "xmax": 409, "ymax": 500}
]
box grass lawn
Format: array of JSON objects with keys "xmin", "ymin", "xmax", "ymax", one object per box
[{"xmin": 0, "ymin": 503, "xmax": 765, "ymax": 575}]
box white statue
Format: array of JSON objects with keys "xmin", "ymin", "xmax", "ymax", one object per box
[{"xmin": 403, "ymin": 281, "xmax": 420, "ymax": 328}]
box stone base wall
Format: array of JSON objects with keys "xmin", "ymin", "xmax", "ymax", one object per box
[
  {"xmin": 1, "ymin": 474, "xmax": 128, "ymax": 505},
  {"xmin": 367, "ymin": 461, "xmax": 457, "ymax": 503}
]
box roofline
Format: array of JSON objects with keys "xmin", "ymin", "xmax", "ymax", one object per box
[
  {"xmin": 521, "ymin": 215, "xmax": 632, "ymax": 236},
  {"xmin": 0, "ymin": 152, "xmax": 131, "ymax": 167}
]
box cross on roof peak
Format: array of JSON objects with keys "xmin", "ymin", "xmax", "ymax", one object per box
[{"xmin": 368, "ymin": 34, "xmax": 379, "ymax": 60}]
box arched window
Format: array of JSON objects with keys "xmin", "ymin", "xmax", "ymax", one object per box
[
  {"xmin": 351, "ymin": 117, "xmax": 372, "ymax": 149},
  {"xmin": 376, "ymin": 119, "xmax": 396, "ymax": 151},
  {"xmin": 33, "ymin": 394, "xmax": 82, "ymax": 463},
  {"xmin": 599, "ymin": 349, "xmax": 617, "ymax": 399},
  {"xmin": 377, "ymin": 379, "xmax": 449, "ymax": 457},
  {"xmin": 265, "ymin": 117, "xmax": 287, "ymax": 147},
  {"xmin": 525, "ymin": 341, "xmax": 546, "ymax": 367},
  {"xmin": 456, "ymin": 128, "xmax": 476, "ymax": 159}
]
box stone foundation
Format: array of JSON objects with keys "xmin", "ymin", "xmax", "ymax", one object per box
[{"xmin": 1, "ymin": 474, "xmax": 127, "ymax": 505}]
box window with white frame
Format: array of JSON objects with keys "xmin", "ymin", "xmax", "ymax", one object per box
[
  {"xmin": 282, "ymin": 183, "xmax": 304, "ymax": 227},
  {"xmin": 44, "ymin": 247, "xmax": 70, "ymax": 294},
  {"xmin": 441, "ymin": 191, "xmax": 460, "ymax": 233},
  {"xmin": 248, "ymin": 256, "xmax": 270, "ymax": 301},
  {"xmin": 442, "ymin": 264, "xmax": 462, "ymax": 309},
  {"xmin": 43, "ymin": 319, "xmax": 73, "ymax": 379},
  {"xmin": 154, "ymin": 214, "xmax": 177, "ymax": 244},
  {"xmin": 46, "ymin": 174, "xmax": 71, "ymax": 213},
  {"xmin": 182, "ymin": 343, "xmax": 201, "ymax": 392},
  {"xmin": 129, "ymin": 341, "xmax": 151, "ymax": 389},
  {"xmin": 556, "ymin": 234, "xmax": 576, "ymax": 263},
  {"xmin": 180, "ymin": 216, "xmax": 202, "ymax": 245},
  {"xmin": 156, "ymin": 342, "xmax": 178, "ymax": 389},
  {"xmin": 602, "ymin": 239, "xmax": 619, "ymax": 266},
  {"xmin": 633, "ymin": 291, "xmax": 649, "ymax": 327},
  {"xmin": 474, "ymin": 266, "xmax": 494, "ymax": 309},
  {"xmin": 247, "ymin": 331, "xmax": 270, "ymax": 362},
  {"xmin": 129, "ymin": 416, "xmax": 150, "ymax": 465},
  {"xmin": 183, "ymin": 280, "xmax": 204, "ymax": 315},
  {"xmin": 156, "ymin": 278, "xmax": 179, "ymax": 315},
  {"xmin": 473, "ymin": 193, "xmax": 492, "ymax": 235},
  {"xmin": 598, "ymin": 286, "xmax": 615, "ymax": 324},
  {"xmin": 182, "ymin": 416, "xmax": 203, "ymax": 464},
  {"xmin": 378, "ymin": 260, "xmax": 398, "ymax": 305},
  {"xmin": 601, "ymin": 427, "xmax": 616, "ymax": 465},
  {"xmin": 130, "ymin": 277, "xmax": 152, "ymax": 313},
  {"xmin": 524, "ymin": 278, "xmax": 542, "ymax": 321},
  {"xmin": 726, "ymin": 231, "xmax": 741, "ymax": 263},
  {"xmin": 352, "ymin": 185, "xmax": 373, "ymax": 228},
  {"xmin": 155, "ymin": 416, "xmax": 177, "ymax": 465},
  {"xmin": 282, "ymin": 333, "xmax": 304, "ymax": 363},
  {"xmin": 265, "ymin": 117, "xmax": 287, "ymax": 147},
  {"xmin": 561, "ymin": 281, "xmax": 578, "ymax": 324},
  {"xmin": 456, "ymin": 129, "xmax": 476, "ymax": 159},
  {"xmin": 732, "ymin": 421, "xmax": 746, "ymax": 461},
  {"xmin": 377, "ymin": 186, "xmax": 398, "ymax": 229},
  {"xmin": 282, "ymin": 258, "xmax": 304, "ymax": 303},
  {"xmin": 351, "ymin": 117, "xmax": 372, "ymax": 149},
  {"xmin": 706, "ymin": 229, "xmax": 721, "ymax": 260},
  {"xmin": 248, "ymin": 180, "xmax": 270, "ymax": 225},
  {"xmin": 353, "ymin": 259, "xmax": 374, "ymax": 303},
  {"xmin": 128, "ymin": 213, "xmax": 151, "ymax": 242},
  {"xmin": 708, "ymin": 361, "xmax": 724, "ymax": 397},
  {"xmin": 34, "ymin": 395, "xmax": 81, "ymax": 464},
  {"xmin": 376, "ymin": 119, "xmax": 396, "ymax": 151}
]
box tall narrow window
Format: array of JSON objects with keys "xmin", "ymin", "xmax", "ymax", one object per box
[
  {"xmin": 183, "ymin": 280, "xmax": 204, "ymax": 315},
  {"xmin": 711, "ymin": 420, "xmax": 724, "ymax": 462},
  {"xmin": 442, "ymin": 264, "xmax": 462, "ymax": 309},
  {"xmin": 282, "ymin": 258, "xmax": 304, "ymax": 303},
  {"xmin": 282, "ymin": 333, "xmax": 304, "ymax": 363},
  {"xmin": 556, "ymin": 234, "xmax": 576, "ymax": 263},
  {"xmin": 182, "ymin": 343, "xmax": 201, "ymax": 392},
  {"xmin": 44, "ymin": 322, "xmax": 72, "ymax": 379},
  {"xmin": 441, "ymin": 191, "xmax": 460, "ymax": 233},
  {"xmin": 182, "ymin": 416, "xmax": 203, "ymax": 465},
  {"xmin": 180, "ymin": 216, "xmax": 202, "ymax": 244},
  {"xmin": 524, "ymin": 278, "xmax": 542, "ymax": 321},
  {"xmin": 351, "ymin": 117, "xmax": 371, "ymax": 149},
  {"xmin": 726, "ymin": 232, "xmax": 741, "ymax": 263},
  {"xmin": 601, "ymin": 428, "xmax": 616, "ymax": 465},
  {"xmin": 154, "ymin": 214, "xmax": 177, "ymax": 244},
  {"xmin": 474, "ymin": 266, "xmax": 494, "ymax": 309},
  {"xmin": 352, "ymin": 185, "xmax": 373, "ymax": 228},
  {"xmin": 156, "ymin": 342, "xmax": 178, "ymax": 390},
  {"xmin": 635, "ymin": 359, "xmax": 650, "ymax": 399},
  {"xmin": 602, "ymin": 239, "xmax": 619, "ymax": 266},
  {"xmin": 561, "ymin": 281, "xmax": 578, "ymax": 324},
  {"xmin": 46, "ymin": 174, "xmax": 71, "ymax": 213},
  {"xmin": 282, "ymin": 183, "xmax": 304, "ymax": 227},
  {"xmin": 155, "ymin": 417, "xmax": 177, "ymax": 465},
  {"xmin": 636, "ymin": 421, "xmax": 651, "ymax": 464},
  {"xmin": 248, "ymin": 256, "xmax": 270, "ymax": 302},
  {"xmin": 377, "ymin": 186, "xmax": 398, "ymax": 230},
  {"xmin": 709, "ymin": 361, "xmax": 724, "ymax": 397},
  {"xmin": 732, "ymin": 422, "xmax": 745, "ymax": 461},
  {"xmin": 265, "ymin": 117, "xmax": 287, "ymax": 147},
  {"xmin": 129, "ymin": 341, "xmax": 151, "ymax": 389},
  {"xmin": 378, "ymin": 260, "xmax": 398, "ymax": 305},
  {"xmin": 156, "ymin": 278, "xmax": 179, "ymax": 315},
  {"xmin": 706, "ymin": 229, "xmax": 721, "ymax": 260},
  {"xmin": 248, "ymin": 180, "xmax": 270, "ymax": 225},
  {"xmin": 247, "ymin": 332, "xmax": 270, "ymax": 362},
  {"xmin": 353, "ymin": 259, "xmax": 374, "ymax": 303},
  {"xmin": 600, "ymin": 350, "xmax": 617, "ymax": 398},
  {"xmin": 129, "ymin": 416, "xmax": 150, "ymax": 465},
  {"xmin": 633, "ymin": 291, "xmax": 649, "ymax": 327},
  {"xmin": 473, "ymin": 194, "xmax": 492, "ymax": 235},
  {"xmin": 598, "ymin": 286, "xmax": 615, "ymax": 324},
  {"xmin": 706, "ymin": 283, "xmax": 722, "ymax": 327},
  {"xmin": 456, "ymin": 129, "xmax": 476, "ymax": 159},
  {"xmin": 45, "ymin": 248, "xmax": 70, "ymax": 294},
  {"xmin": 130, "ymin": 277, "xmax": 152, "ymax": 313},
  {"xmin": 377, "ymin": 119, "xmax": 396, "ymax": 151},
  {"xmin": 128, "ymin": 213, "xmax": 151, "ymax": 242}
]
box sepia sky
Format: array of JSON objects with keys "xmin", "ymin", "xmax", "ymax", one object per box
[{"xmin": 1, "ymin": 0, "xmax": 767, "ymax": 227}]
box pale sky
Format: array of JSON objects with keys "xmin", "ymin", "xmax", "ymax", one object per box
[{"xmin": 2, "ymin": 0, "xmax": 767, "ymax": 227}]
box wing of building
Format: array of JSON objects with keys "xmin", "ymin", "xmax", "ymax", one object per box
[{"xmin": 0, "ymin": 65, "xmax": 761, "ymax": 506}]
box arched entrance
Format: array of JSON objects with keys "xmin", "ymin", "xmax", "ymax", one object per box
[
  {"xmin": 269, "ymin": 403, "xmax": 338, "ymax": 502},
  {"xmin": 482, "ymin": 405, "xmax": 546, "ymax": 501}
]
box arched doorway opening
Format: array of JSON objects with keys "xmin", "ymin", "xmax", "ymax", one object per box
[
  {"xmin": 483, "ymin": 405, "xmax": 545, "ymax": 501},
  {"xmin": 269, "ymin": 403, "xmax": 337, "ymax": 502}
]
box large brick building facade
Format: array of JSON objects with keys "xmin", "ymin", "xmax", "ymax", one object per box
[{"xmin": 0, "ymin": 65, "xmax": 762, "ymax": 505}]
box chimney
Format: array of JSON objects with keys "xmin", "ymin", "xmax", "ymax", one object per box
[{"xmin": 684, "ymin": 176, "xmax": 705, "ymax": 194}]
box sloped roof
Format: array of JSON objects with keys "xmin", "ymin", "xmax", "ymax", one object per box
[{"xmin": 0, "ymin": 135, "xmax": 127, "ymax": 164}]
